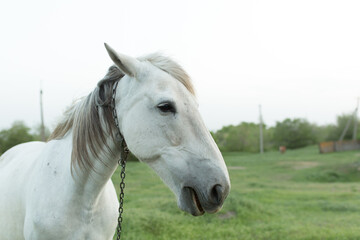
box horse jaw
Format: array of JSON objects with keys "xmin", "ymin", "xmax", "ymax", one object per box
[{"xmin": 141, "ymin": 142, "xmax": 230, "ymax": 216}]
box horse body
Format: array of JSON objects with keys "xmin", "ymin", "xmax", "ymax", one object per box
[
  {"xmin": 0, "ymin": 44, "xmax": 230, "ymax": 239},
  {"xmin": 0, "ymin": 136, "xmax": 118, "ymax": 240},
  {"xmin": 0, "ymin": 142, "xmax": 45, "ymax": 240}
]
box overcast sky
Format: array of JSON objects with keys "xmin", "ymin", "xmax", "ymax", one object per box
[{"xmin": 0, "ymin": 0, "xmax": 359, "ymax": 131}]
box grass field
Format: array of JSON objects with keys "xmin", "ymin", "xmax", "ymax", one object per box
[{"xmin": 111, "ymin": 146, "xmax": 360, "ymax": 240}]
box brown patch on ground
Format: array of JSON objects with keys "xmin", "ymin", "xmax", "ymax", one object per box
[
  {"xmin": 228, "ymin": 166, "xmax": 246, "ymax": 170},
  {"xmin": 279, "ymin": 161, "xmax": 319, "ymax": 170},
  {"xmin": 218, "ymin": 211, "xmax": 236, "ymax": 220}
]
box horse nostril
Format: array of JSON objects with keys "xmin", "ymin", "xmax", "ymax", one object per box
[{"xmin": 210, "ymin": 184, "xmax": 223, "ymax": 204}]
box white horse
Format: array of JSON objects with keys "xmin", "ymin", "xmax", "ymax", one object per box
[{"xmin": 0, "ymin": 44, "xmax": 230, "ymax": 239}]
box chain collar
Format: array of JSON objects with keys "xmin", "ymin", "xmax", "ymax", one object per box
[
  {"xmin": 111, "ymin": 80, "xmax": 129, "ymax": 240},
  {"xmin": 111, "ymin": 81, "xmax": 129, "ymax": 161}
]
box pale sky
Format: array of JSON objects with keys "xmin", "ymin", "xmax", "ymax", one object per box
[{"xmin": 0, "ymin": 0, "xmax": 359, "ymax": 131}]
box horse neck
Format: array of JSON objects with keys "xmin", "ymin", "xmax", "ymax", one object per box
[{"xmin": 69, "ymin": 131, "xmax": 120, "ymax": 206}]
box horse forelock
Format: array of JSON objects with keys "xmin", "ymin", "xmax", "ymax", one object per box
[{"xmin": 138, "ymin": 53, "xmax": 196, "ymax": 96}]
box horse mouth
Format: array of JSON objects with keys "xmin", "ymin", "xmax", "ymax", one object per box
[
  {"xmin": 183, "ymin": 187, "xmax": 205, "ymax": 216},
  {"xmin": 190, "ymin": 187, "xmax": 204, "ymax": 213}
]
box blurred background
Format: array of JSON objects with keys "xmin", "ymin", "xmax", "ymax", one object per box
[
  {"xmin": 1, "ymin": 1, "xmax": 360, "ymax": 239},
  {"xmin": 0, "ymin": 0, "xmax": 359, "ymax": 141}
]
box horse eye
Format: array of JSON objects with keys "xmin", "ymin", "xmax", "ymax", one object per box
[{"xmin": 157, "ymin": 102, "xmax": 176, "ymax": 114}]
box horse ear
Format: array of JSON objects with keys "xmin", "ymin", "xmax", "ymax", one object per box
[{"xmin": 104, "ymin": 43, "xmax": 140, "ymax": 77}]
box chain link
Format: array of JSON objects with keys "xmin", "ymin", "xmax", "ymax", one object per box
[
  {"xmin": 116, "ymin": 145, "xmax": 128, "ymax": 240},
  {"xmin": 111, "ymin": 80, "xmax": 130, "ymax": 240}
]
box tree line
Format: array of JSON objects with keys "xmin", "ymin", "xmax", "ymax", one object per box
[
  {"xmin": 212, "ymin": 113, "xmax": 359, "ymax": 152},
  {"xmin": 0, "ymin": 121, "xmax": 50, "ymax": 155},
  {"xmin": 0, "ymin": 113, "xmax": 359, "ymax": 155}
]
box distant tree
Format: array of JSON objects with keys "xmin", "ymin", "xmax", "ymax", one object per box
[
  {"xmin": 0, "ymin": 121, "xmax": 34, "ymax": 154},
  {"xmin": 264, "ymin": 126, "xmax": 275, "ymax": 150},
  {"xmin": 32, "ymin": 124, "xmax": 51, "ymax": 141},
  {"xmin": 209, "ymin": 112, "xmax": 360, "ymax": 153},
  {"xmin": 325, "ymin": 113, "xmax": 360, "ymax": 141},
  {"xmin": 213, "ymin": 125, "xmax": 234, "ymax": 151},
  {"xmin": 213, "ymin": 122, "xmax": 272, "ymax": 152},
  {"xmin": 311, "ymin": 124, "xmax": 337, "ymax": 143},
  {"xmin": 273, "ymin": 118, "xmax": 316, "ymax": 149},
  {"xmin": 0, "ymin": 135, "xmax": 3, "ymax": 155}
]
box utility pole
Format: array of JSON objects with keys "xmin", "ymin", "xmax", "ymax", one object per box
[
  {"xmin": 353, "ymin": 97, "xmax": 359, "ymax": 141},
  {"xmin": 259, "ymin": 105, "xmax": 264, "ymax": 154},
  {"xmin": 40, "ymin": 84, "xmax": 45, "ymax": 142},
  {"xmin": 339, "ymin": 98, "xmax": 359, "ymax": 142},
  {"xmin": 339, "ymin": 116, "xmax": 352, "ymax": 142}
]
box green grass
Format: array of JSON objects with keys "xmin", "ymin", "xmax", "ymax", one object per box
[{"xmin": 112, "ymin": 146, "xmax": 360, "ymax": 239}]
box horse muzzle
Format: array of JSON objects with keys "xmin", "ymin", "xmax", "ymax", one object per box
[{"xmin": 179, "ymin": 181, "xmax": 230, "ymax": 216}]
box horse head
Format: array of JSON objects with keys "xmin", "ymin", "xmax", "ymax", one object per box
[{"xmin": 104, "ymin": 43, "xmax": 230, "ymax": 216}]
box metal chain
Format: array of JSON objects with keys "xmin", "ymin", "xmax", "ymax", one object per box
[
  {"xmin": 111, "ymin": 80, "xmax": 130, "ymax": 240},
  {"xmin": 116, "ymin": 144, "xmax": 128, "ymax": 240}
]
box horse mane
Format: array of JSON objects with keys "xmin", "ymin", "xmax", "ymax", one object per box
[
  {"xmin": 48, "ymin": 53, "xmax": 195, "ymax": 172},
  {"xmin": 48, "ymin": 65, "xmax": 123, "ymax": 172}
]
